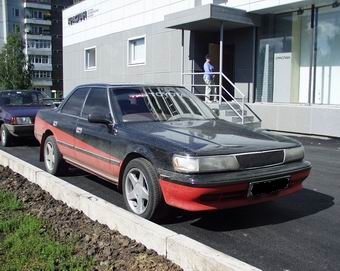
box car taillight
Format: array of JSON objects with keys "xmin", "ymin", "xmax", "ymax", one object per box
[{"xmin": 10, "ymin": 117, "xmax": 17, "ymax": 125}]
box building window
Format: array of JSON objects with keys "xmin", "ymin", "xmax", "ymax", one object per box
[
  {"xmin": 33, "ymin": 71, "xmax": 52, "ymax": 79},
  {"xmin": 29, "ymin": 55, "xmax": 51, "ymax": 64},
  {"xmin": 29, "ymin": 26, "xmax": 50, "ymax": 35},
  {"xmin": 128, "ymin": 36, "xmax": 146, "ymax": 65},
  {"xmin": 27, "ymin": 40, "xmax": 51, "ymax": 49},
  {"xmin": 84, "ymin": 47, "xmax": 96, "ymax": 70},
  {"xmin": 12, "ymin": 24, "xmax": 20, "ymax": 33},
  {"xmin": 13, "ymin": 8, "xmax": 19, "ymax": 17},
  {"xmin": 256, "ymin": 5, "xmax": 340, "ymax": 105}
]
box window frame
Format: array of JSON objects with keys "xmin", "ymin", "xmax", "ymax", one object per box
[
  {"xmin": 13, "ymin": 8, "xmax": 19, "ymax": 17},
  {"xmin": 81, "ymin": 87, "xmax": 111, "ymax": 119},
  {"xmin": 60, "ymin": 87, "xmax": 90, "ymax": 117},
  {"xmin": 127, "ymin": 35, "xmax": 146, "ymax": 66},
  {"xmin": 12, "ymin": 24, "xmax": 20, "ymax": 33},
  {"xmin": 84, "ymin": 46, "xmax": 97, "ymax": 71}
]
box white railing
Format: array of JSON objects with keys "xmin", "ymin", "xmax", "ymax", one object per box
[{"xmin": 182, "ymin": 72, "xmax": 246, "ymax": 124}]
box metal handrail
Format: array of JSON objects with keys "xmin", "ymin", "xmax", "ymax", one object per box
[
  {"xmin": 182, "ymin": 71, "xmax": 247, "ymax": 124},
  {"xmin": 245, "ymin": 103, "xmax": 262, "ymax": 123}
]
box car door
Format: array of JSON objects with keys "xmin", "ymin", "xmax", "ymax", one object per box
[
  {"xmin": 56, "ymin": 87, "xmax": 90, "ymax": 162},
  {"xmin": 74, "ymin": 87, "xmax": 120, "ymax": 183}
]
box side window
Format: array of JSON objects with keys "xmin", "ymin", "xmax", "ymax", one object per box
[
  {"xmin": 82, "ymin": 87, "xmax": 110, "ymax": 119},
  {"xmin": 61, "ymin": 87, "xmax": 89, "ymax": 116}
]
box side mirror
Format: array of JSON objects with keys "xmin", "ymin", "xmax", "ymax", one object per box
[
  {"xmin": 211, "ymin": 108, "xmax": 219, "ymax": 117},
  {"xmin": 88, "ymin": 113, "xmax": 111, "ymax": 125}
]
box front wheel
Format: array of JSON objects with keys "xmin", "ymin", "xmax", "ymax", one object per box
[
  {"xmin": 122, "ymin": 158, "xmax": 164, "ymax": 220},
  {"xmin": 44, "ymin": 135, "xmax": 66, "ymax": 175},
  {"xmin": 1, "ymin": 125, "xmax": 12, "ymax": 147}
]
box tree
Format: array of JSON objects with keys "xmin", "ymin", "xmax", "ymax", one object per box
[{"xmin": 0, "ymin": 33, "xmax": 32, "ymax": 90}]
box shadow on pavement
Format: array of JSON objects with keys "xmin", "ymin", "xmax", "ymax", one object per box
[
  {"xmin": 10, "ymin": 137, "xmax": 40, "ymax": 147},
  {"xmin": 161, "ymin": 188, "xmax": 334, "ymax": 231}
]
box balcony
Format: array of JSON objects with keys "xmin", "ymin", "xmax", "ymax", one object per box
[
  {"xmin": 24, "ymin": 18, "xmax": 51, "ymax": 26},
  {"xmin": 32, "ymin": 63, "xmax": 52, "ymax": 71},
  {"xmin": 23, "ymin": 0, "xmax": 51, "ymax": 10},
  {"xmin": 31, "ymin": 78, "xmax": 52, "ymax": 87},
  {"xmin": 25, "ymin": 47, "xmax": 51, "ymax": 56},
  {"xmin": 24, "ymin": 33, "xmax": 51, "ymax": 40}
]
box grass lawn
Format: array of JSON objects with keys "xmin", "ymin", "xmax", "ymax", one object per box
[{"xmin": 0, "ymin": 190, "xmax": 94, "ymax": 270}]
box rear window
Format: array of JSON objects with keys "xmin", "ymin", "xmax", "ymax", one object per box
[{"xmin": 0, "ymin": 91, "xmax": 52, "ymax": 106}]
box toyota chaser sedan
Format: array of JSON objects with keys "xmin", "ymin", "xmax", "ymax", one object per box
[
  {"xmin": 34, "ymin": 84, "xmax": 311, "ymax": 220},
  {"xmin": 0, "ymin": 90, "xmax": 55, "ymax": 146}
]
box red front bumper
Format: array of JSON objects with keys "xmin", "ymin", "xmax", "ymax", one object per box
[{"xmin": 159, "ymin": 169, "xmax": 310, "ymax": 211}]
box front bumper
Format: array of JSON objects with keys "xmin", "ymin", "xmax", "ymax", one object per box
[
  {"xmin": 5, "ymin": 124, "xmax": 34, "ymax": 137},
  {"xmin": 159, "ymin": 161, "xmax": 311, "ymax": 211}
]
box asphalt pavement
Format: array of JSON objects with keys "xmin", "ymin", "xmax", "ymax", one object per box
[{"xmin": 1, "ymin": 135, "xmax": 340, "ymax": 271}]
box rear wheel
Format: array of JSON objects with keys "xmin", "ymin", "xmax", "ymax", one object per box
[
  {"xmin": 122, "ymin": 158, "xmax": 164, "ymax": 220},
  {"xmin": 44, "ymin": 135, "xmax": 66, "ymax": 175},
  {"xmin": 1, "ymin": 125, "xmax": 12, "ymax": 147}
]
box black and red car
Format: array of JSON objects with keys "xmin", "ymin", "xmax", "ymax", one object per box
[{"xmin": 34, "ymin": 84, "xmax": 311, "ymax": 219}]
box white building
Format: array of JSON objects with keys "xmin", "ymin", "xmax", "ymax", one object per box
[{"xmin": 62, "ymin": 0, "xmax": 340, "ymax": 137}]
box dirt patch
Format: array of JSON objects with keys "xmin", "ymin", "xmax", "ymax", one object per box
[{"xmin": 0, "ymin": 166, "xmax": 182, "ymax": 271}]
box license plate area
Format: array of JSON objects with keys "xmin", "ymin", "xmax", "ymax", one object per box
[{"xmin": 248, "ymin": 177, "xmax": 289, "ymax": 198}]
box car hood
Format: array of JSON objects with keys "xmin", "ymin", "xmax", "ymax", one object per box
[
  {"xmin": 1, "ymin": 105, "xmax": 47, "ymax": 117},
  {"xmin": 121, "ymin": 119, "xmax": 300, "ymax": 155}
]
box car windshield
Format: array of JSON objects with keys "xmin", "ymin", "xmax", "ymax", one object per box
[
  {"xmin": 0, "ymin": 91, "xmax": 53, "ymax": 106},
  {"xmin": 110, "ymin": 86, "xmax": 215, "ymax": 122}
]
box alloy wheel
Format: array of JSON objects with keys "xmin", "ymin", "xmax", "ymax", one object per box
[
  {"xmin": 44, "ymin": 141, "xmax": 55, "ymax": 172},
  {"xmin": 124, "ymin": 168, "xmax": 149, "ymax": 214}
]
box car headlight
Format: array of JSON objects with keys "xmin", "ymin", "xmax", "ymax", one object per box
[
  {"xmin": 173, "ymin": 155, "xmax": 199, "ymax": 173},
  {"xmin": 173, "ymin": 154, "xmax": 239, "ymax": 173},
  {"xmin": 14, "ymin": 117, "xmax": 32, "ymax": 125},
  {"xmin": 284, "ymin": 146, "xmax": 304, "ymax": 163}
]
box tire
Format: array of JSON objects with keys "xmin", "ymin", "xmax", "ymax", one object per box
[
  {"xmin": 122, "ymin": 158, "xmax": 164, "ymax": 220},
  {"xmin": 43, "ymin": 135, "xmax": 66, "ymax": 175},
  {"xmin": 1, "ymin": 125, "xmax": 12, "ymax": 147}
]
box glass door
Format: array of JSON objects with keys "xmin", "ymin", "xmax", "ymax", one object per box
[{"xmin": 314, "ymin": 5, "xmax": 340, "ymax": 105}]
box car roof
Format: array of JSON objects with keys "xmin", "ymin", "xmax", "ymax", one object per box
[{"xmin": 0, "ymin": 90, "xmax": 40, "ymax": 93}]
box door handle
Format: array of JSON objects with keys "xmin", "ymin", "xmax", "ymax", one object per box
[{"xmin": 76, "ymin": 127, "xmax": 82, "ymax": 134}]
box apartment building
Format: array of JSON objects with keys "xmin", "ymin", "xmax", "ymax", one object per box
[
  {"xmin": 0, "ymin": 0, "xmax": 74, "ymax": 94},
  {"xmin": 62, "ymin": 0, "xmax": 340, "ymax": 137}
]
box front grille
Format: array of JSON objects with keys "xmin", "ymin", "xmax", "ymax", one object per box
[
  {"xmin": 236, "ymin": 150, "xmax": 284, "ymax": 169},
  {"xmin": 30, "ymin": 117, "xmax": 35, "ymax": 124}
]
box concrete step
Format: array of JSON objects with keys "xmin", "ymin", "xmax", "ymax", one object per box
[
  {"xmin": 206, "ymin": 102, "xmax": 243, "ymax": 111},
  {"xmin": 231, "ymin": 115, "xmax": 255, "ymax": 123},
  {"xmin": 220, "ymin": 109, "xmax": 248, "ymax": 117},
  {"xmin": 205, "ymin": 101, "xmax": 261, "ymax": 129}
]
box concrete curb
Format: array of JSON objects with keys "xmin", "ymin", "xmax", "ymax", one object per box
[{"xmin": 0, "ymin": 150, "xmax": 261, "ymax": 271}]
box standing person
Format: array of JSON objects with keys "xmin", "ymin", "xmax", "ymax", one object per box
[{"xmin": 203, "ymin": 55, "xmax": 217, "ymax": 103}]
